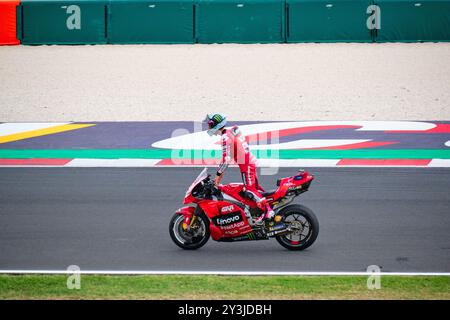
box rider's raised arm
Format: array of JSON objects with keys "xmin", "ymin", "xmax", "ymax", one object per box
[{"xmin": 217, "ymin": 134, "xmax": 231, "ymax": 176}]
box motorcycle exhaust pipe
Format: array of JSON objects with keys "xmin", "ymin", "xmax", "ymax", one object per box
[{"xmin": 266, "ymin": 224, "xmax": 290, "ymax": 237}]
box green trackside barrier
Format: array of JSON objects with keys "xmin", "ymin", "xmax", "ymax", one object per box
[
  {"xmin": 374, "ymin": 0, "xmax": 450, "ymax": 42},
  {"xmin": 196, "ymin": 0, "xmax": 285, "ymax": 43},
  {"xmin": 15, "ymin": 0, "xmax": 450, "ymax": 45},
  {"xmin": 286, "ymin": 0, "xmax": 374, "ymax": 42},
  {"xmin": 108, "ymin": 0, "xmax": 194, "ymax": 44},
  {"xmin": 16, "ymin": 3, "xmax": 22, "ymax": 43},
  {"xmin": 19, "ymin": 0, "xmax": 107, "ymax": 44}
]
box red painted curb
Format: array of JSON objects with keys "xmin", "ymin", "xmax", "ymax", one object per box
[
  {"xmin": 157, "ymin": 159, "xmax": 221, "ymax": 166},
  {"xmin": 0, "ymin": 158, "xmax": 72, "ymax": 165},
  {"xmin": 337, "ymin": 159, "xmax": 432, "ymax": 166}
]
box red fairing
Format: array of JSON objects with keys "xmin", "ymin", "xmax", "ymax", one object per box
[
  {"xmin": 219, "ymin": 184, "xmax": 258, "ymax": 208},
  {"xmin": 183, "ymin": 193, "xmax": 196, "ymax": 205},
  {"xmin": 176, "ymin": 206, "xmax": 195, "ymax": 226},
  {"xmin": 200, "ymin": 200, "xmax": 253, "ymax": 240},
  {"xmin": 265, "ymin": 171, "xmax": 314, "ymax": 204},
  {"xmin": 209, "ymin": 224, "xmax": 223, "ymax": 241},
  {"xmin": 218, "ymin": 172, "xmax": 314, "ymax": 206}
]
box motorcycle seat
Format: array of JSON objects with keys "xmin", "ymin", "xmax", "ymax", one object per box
[{"xmin": 261, "ymin": 189, "xmax": 277, "ymax": 197}]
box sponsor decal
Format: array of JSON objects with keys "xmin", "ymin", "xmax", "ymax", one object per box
[
  {"xmin": 214, "ymin": 212, "xmax": 243, "ymax": 226},
  {"xmin": 221, "ymin": 221, "xmax": 245, "ymax": 230},
  {"xmin": 225, "ymin": 230, "xmax": 239, "ymax": 235},
  {"xmin": 221, "ymin": 205, "xmax": 235, "ymax": 213},
  {"xmin": 62, "ymin": 5, "xmax": 81, "ymax": 30}
]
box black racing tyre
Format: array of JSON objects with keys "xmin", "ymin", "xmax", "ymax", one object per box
[
  {"xmin": 275, "ymin": 204, "xmax": 319, "ymax": 251},
  {"xmin": 169, "ymin": 211, "xmax": 210, "ymax": 250}
]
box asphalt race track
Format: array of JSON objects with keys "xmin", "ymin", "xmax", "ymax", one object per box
[{"xmin": 0, "ymin": 167, "xmax": 449, "ymax": 272}]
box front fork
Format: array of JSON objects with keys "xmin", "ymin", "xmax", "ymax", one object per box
[{"xmin": 176, "ymin": 206, "xmax": 196, "ymax": 231}]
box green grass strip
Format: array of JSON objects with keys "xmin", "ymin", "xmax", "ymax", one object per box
[
  {"xmin": 0, "ymin": 149, "xmax": 449, "ymax": 159},
  {"xmin": 0, "ymin": 275, "xmax": 449, "ymax": 300}
]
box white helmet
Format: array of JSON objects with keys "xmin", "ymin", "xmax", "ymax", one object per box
[{"xmin": 204, "ymin": 113, "xmax": 227, "ymax": 136}]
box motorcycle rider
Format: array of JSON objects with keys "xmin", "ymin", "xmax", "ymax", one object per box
[{"xmin": 204, "ymin": 113, "xmax": 275, "ymax": 224}]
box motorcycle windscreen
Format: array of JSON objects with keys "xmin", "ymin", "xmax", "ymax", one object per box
[{"xmin": 185, "ymin": 168, "xmax": 208, "ymax": 197}]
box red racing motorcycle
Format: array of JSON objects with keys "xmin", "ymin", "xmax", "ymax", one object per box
[{"xmin": 169, "ymin": 168, "xmax": 319, "ymax": 251}]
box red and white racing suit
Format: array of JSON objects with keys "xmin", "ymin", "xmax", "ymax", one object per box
[{"xmin": 217, "ymin": 126, "xmax": 269, "ymax": 213}]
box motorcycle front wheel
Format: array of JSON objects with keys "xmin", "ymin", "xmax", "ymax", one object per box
[
  {"xmin": 169, "ymin": 212, "xmax": 210, "ymax": 250},
  {"xmin": 275, "ymin": 204, "xmax": 319, "ymax": 251}
]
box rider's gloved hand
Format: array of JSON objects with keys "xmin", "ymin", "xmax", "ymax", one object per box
[{"xmin": 214, "ymin": 174, "xmax": 222, "ymax": 186}]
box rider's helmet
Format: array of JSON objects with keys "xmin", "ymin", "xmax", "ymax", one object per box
[{"xmin": 204, "ymin": 113, "xmax": 227, "ymax": 136}]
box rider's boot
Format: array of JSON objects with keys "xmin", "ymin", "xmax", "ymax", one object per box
[{"xmin": 265, "ymin": 204, "xmax": 276, "ymax": 220}]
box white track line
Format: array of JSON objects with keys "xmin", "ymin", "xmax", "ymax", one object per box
[
  {"xmin": 256, "ymin": 159, "xmax": 340, "ymax": 167},
  {"xmin": 65, "ymin": 159, "xmax": 162, "ymax": 167},
  {"xmin": 0, "ymin": 123, "xmax": 70, "ymax": 136},
  {"xmin": 429, "ymin": 159, "xmax": 450, "ymax": 167},
  {"xmin": 0, "ymin": 270, "xmax": 448, "ymax": 276}
]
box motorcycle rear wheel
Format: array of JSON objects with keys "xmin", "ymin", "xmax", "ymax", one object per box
[
  {"xmin": 275, "ymin": 204, "xmax": 319, "ymax": 251},
  {"xmin": 169, "ymin": 212, "xmax": 210, "ymax": 250}
]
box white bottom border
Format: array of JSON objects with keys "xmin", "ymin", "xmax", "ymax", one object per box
[{"xmin": 0, "ymin": 270, "xmax": 449, "ymax": 276}]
